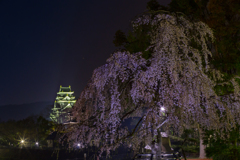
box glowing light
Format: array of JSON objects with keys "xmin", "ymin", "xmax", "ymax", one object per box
[
  {"xmin": 21, "ymin": 140, "xmax": 24, "ymax": 143},
  {"xmin": 77, "ymin": 143, "xmax": 80, "ymax": 147},
  {"xmin": 161, "ymin": 107, "xmax": 165, "ymax": 111},
  {"xmin": 36, "ymin": 142, "xmax": 39, "ymax": 145}
]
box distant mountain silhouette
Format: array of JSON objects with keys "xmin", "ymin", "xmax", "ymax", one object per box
[{"xmin": 0, "ymin": 101, "xmax": 53, "ymax": 122}]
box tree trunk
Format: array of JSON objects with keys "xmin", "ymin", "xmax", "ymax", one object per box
[
  {"xmin": 199, "ymin": 129, "xmax": 206, "ymax": 159},
  {"xmin": 181, "ymin": 148, "xmax": 187, "ymax": 160},
  {"xmin": 156, "ymin": 129, "xmax": 162, "ymax": 159}
]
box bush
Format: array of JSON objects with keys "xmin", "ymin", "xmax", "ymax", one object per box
[
  {"xmin": 206, "ymin": 146, "xmax": 240, "ymax": 160},
  {"xmin": 204, "ymin": 128, "xmax": 240, "ymax": 160}
]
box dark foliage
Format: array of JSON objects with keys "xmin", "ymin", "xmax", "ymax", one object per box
[
  {"xmin": 113, "ymin": 30, "xmax": 127, "ymax": 47},
  {"xmin": 169, "ymin": 0, "xmax": 240, "ymax": 77},
  {"xmin": 0, "ymin": 116, "xmax": 55, "ymax": 147},
  {"xmin": 147, "ymin": 0, "xmax": 161, "ymax": 11},
  {"xmin": 203, "ymin": 127, "xmax": 240, "ymax": 160}
]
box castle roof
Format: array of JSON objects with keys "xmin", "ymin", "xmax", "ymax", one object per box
[{"xmin": 59, "ymin": 85, "xmax": 71, "ymax": 92}]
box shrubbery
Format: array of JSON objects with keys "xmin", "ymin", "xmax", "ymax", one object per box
[{"xmin": 204, "ymin": 127, "xmax": 240, "ymax": 160}]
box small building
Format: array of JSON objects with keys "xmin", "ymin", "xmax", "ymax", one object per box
[{"xmin": 50, "ymin": 85, "xmax": 76, "ymax": 123}]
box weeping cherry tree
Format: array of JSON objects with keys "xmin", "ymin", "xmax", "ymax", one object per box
[{"xmin": 62, "ymin": 12, "xmax": 240, "ymax": 157}]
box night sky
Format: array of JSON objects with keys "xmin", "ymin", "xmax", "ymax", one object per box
[{"xmin": 0, "ymin": 1, "xmax": 170, "ymax": 111}]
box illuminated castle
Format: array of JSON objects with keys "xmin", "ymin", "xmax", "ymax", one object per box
[{"xmin": 50, "ymin": 85, "xmax": 76, "ymax": 123}]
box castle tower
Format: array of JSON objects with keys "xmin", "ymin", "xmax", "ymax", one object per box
[{"xmin": 50, "ymin": 85, "xmax": 76, "ymax": 123}]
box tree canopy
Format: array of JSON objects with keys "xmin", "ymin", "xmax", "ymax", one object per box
[
  {"xmin": 169, "ymin": 0, "xmax": 240, "ymax": 76},
  {"xmin": 63, "ymin": 12, "xmax": 240, "ymax": 155},
  {"xmin": 0, "ymin": 116, "xmax": 55, "ymax": 147},
  {"xmin": 114, "ymin": 0, "xmax": 240, "ymax": 77}
]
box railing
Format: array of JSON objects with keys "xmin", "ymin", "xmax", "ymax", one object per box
[{"xmin": 65, "ymin": 153, "xmax": 133, "ymax": 160}]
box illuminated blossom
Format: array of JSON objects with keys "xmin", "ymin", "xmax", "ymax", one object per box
[{"xmin": 63, "ymin": 13, "xmax": 240, "ymax": 156}]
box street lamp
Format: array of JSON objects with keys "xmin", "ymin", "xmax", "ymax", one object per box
[
  {"xmin": 20, "ymin": 139, "xmax": 25, "ymax": 148},
  {"xmin": 160, "ymin": 107, "xmax": 165, "ymax": 111},
  {"xmin": 36, "ymin": 142, "xmax": 39, "ymax": 146},
  {"xmin": 77, "ymin": 143, "xmax": 80, "ymax": 147}
]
